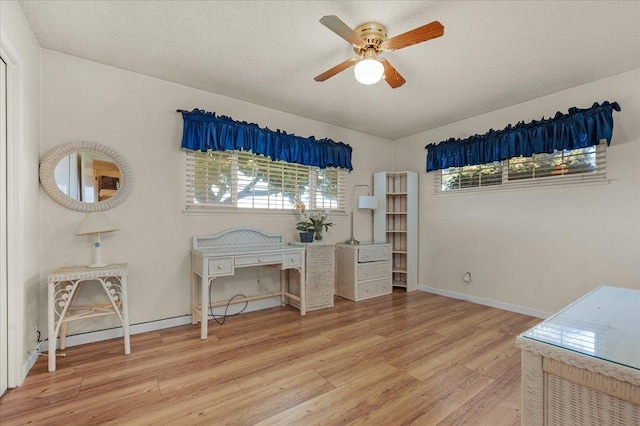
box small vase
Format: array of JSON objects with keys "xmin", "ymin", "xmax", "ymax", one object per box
[
  {"xmin": 314, "ymin": 229, "xmax": 323, "ymax": 241},
  {"xmin": 299, "ymin": 231, "xmax": 314, "ymax": 243}
]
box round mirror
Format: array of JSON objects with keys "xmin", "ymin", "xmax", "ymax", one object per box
[{"xmin": 40, "ymin": 142, "xmax": 133, "ymax": 212}]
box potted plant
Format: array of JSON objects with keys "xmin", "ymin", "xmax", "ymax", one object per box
[
  {"xmin": 305, "ymin": 211, "xmax": 334, "ymax": 241},
  {"xmin": 296, "ymin": 221, "xmax": 315, "ymax": 243}
]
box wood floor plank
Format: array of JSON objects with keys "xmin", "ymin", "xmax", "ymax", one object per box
[{"xmin": 0, "ymin": 290, "xmax": 538, "ymax": 425}]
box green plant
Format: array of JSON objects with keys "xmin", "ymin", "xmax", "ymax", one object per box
[
  {"xmin": 307, "ymin": 212, "xmax": 334, "ymax": 234},
  {"xmin": 296, "ymin": 221, "xmax": 314, "ymax": 232}
]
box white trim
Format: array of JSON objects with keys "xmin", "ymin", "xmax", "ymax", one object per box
[
  {"xmin": 45, "ymin": 298, "xmax": 282, "ymax": 349},
  {"xmin": 183, "ymin": 208, "xmax": 347, "ymax": 217},
  {"xmin": 433, "ymin": 177, "xmax": 610, "ymax": 196},
  {"xmin": 1, "ymin": 34, "xmax": 26, "ymax": 389},
  {"xmin": 419, "ymin": 285, "xmax": 550, "ymax": 319},
  {"xmin": 0, "ymin": 55, "xmax": 7, "ymax": 396}
]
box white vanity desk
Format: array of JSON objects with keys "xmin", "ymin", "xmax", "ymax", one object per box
[{"xmin": 191, "ymin": 228, "xmax": 306, "ymax": 339}]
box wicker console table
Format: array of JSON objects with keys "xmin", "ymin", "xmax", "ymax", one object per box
[
  {"xmin": 47, "ymin": 264, "xmax": 130, "ymax": 372},
  {"xmin": 516, "ymin": 286, "xmax": 640, "ymax": 426}
]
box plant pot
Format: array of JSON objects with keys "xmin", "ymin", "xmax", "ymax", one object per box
[{"xmin": 299, "ymin": 231, "xmax": 314, "ymax": 243}]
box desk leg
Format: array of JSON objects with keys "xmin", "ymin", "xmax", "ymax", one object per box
[
  {"xmin": 201, "ymin": 277, "xmax": 209, "ymax": 339},
  {"xmin": 280, "ymin": 270, "xmax": 286, "ymax": 307},
  {"xmin": 48, "ymin": 281, "xmax": 56, "ymax": 373},
  {"xmin": 191, "ymin": 272, "xmax": 198, "ymax": 324},
  {"xmin": 121, "ymin": 275, "xmax": 131, "ymax": 355},
  {"xmin": 299, "ymin": 263, "xmax": 306, "ymax": 316}
]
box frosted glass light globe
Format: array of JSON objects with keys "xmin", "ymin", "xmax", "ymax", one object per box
[{"xmin": 354, "ymin": 59, "xmax": 384, "ymax": 85}]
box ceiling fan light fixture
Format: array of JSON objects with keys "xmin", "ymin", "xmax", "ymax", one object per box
[{"xmin": 354, "ymin": 59, "xmax": 384, "ymax": 85}]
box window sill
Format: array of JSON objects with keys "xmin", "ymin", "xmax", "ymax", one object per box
[
  {"xmin": 183, "ymin": 207, "xmax": 347, "ymax": 217},
  {"xmin": 434, "ymin": 177, "xmax": 612, "ymax": 196}
]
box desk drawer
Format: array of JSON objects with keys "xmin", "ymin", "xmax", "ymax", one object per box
[
  {"xmin": 358, "ymin": 245, "xmax": 391, "ymax": 263},
  {"xmin": 357, "ymin": 260, "xmax": 391, "ymax": 281},
  {"xmin": 208, "ymin": 258, "xmax": 233, "ymax": 276},
  {"xmin": 235, "ymin": 254, "xmax": 283, "ymax": 267},
  {"xmin": 283, "ymin": 252, "xmax": 303, "ymax": 268}
]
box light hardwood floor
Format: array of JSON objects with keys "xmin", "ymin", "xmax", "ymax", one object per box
[{"xmin": 0, "ymin": 290, "xmax": 540, "ymax": 425}]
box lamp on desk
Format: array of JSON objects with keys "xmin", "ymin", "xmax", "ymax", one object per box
[
  {"xmin": 76, "ymin": 212, "xmax": 118, "ymax": 268},
  {"xmin": 344, "ymin": 184, "xmax": 378, "ymax": 245}
]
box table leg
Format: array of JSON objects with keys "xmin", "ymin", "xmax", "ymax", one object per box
[
  {"xmin": 120, "ymin": 275, "xmax": 131, "ymax": 355},
  {"xmin": 48, "ymin": 281, "xmax": 56, "ymax": 372}
]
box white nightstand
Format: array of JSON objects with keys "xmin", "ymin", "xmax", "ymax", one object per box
[
  {"xmin": 47, "ymin": 263, "xmax": 130, "ymax": 372},
  {"xmin": 335, "ymin": 243, "xmax": 392, "ymax": 301}
]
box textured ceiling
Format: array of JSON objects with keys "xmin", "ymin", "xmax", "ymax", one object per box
[{"xmin": 18, "ymin": 1, "xmax": 640, "ymax": 140}]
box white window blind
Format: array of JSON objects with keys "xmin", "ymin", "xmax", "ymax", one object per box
[
  {"xmin": 436, "ymin": 145, "xmax": 606, "ymax": 193},
  {"xmin": 186, "ymin": 150, "xmax": 346, "ymax": 211}
]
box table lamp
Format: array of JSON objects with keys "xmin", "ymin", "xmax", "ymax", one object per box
[
  {"xmin": 344, "ymin": 184, "xmax": 378, "ymax": 245},
  {"xmin": 76, "ymin": 212, "xmax": 118, "ymax": 268}
]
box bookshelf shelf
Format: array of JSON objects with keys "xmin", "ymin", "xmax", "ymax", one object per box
[{"xmin": 373, "ymin": 171, "xmax": 418, "ymax": 291}]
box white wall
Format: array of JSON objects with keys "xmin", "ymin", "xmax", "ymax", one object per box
[
  {"xmin": 40, "ymin": 50, "xmax": 392, "ymax": 337},
  {"xmin": 394, "ymin": 68, "xmax": 640, "ymax": 316},
  {"xmin": 0, "ymin": 1, "xmax": 41, "ymax": 386}
]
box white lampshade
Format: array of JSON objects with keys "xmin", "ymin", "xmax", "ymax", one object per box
[
  {"xmin": 358, "ymin": 195, "xmax": 378, "ymax": 210},
  {"xmin": 354, "ymin": 59, "xmax": 384, "ymax": 85},
  {"xmin": 76, "ymin": 212, "xmax": 118, "ymax": 235}
]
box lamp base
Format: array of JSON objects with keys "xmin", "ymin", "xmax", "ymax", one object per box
[
  {"xmin": 87, "ymin": 262, "xmax": 109, "ymax": 268},
  {"xmin": 343, "ymin": 238, "xmax": 360, "ymax": 245}
]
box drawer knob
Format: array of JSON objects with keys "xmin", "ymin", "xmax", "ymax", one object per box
[
  {"xmin": 258, "ymin": 258, "xmax": 263, "ymax": 263},
  {"xmin": 290, "ymin": 258, "xmax": 295, "ymax": 262},
  {"xmin": 217, "ymin": 265, "xmax": 223, "ymax": 270}
]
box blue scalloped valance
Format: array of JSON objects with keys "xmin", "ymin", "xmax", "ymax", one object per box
[
  {"xmin": 179, "ymin": 109, "xmax": 353, "ymax": 171},
  {"xmin": 425, "ymin": 101, "xmax": 621, "ymax": 172}
]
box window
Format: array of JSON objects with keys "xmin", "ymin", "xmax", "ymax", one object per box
[
  {"xmin": 436, "ymin": 145, "xmax": 606, "ymax": 193},
  {"xmin": 186, "ymin": 150, "xmax": 346, "ymax": 211}
]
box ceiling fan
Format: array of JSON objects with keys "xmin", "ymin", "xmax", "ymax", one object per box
[{"xmin": 314, "ymin": 15, "xmax": 444, "ymax": 88}]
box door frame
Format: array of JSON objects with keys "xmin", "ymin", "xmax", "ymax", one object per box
[
  {"xmin": 1, "ymin": 38, "xmax": 25, "ymax": 390},
  {"xmin": 1, "ymin": 54, "xmax": 8, "ymax": 396}
]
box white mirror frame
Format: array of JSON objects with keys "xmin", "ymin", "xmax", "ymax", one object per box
[{"xmin": 39, "ymin": 141, "xmax": 133, "ymax": 212}]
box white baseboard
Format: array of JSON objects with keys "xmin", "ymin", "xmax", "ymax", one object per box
[
  {"xmin": 418, "ymin": 285, "xmax": 551, "ymax": 319},
  {"xmin": 45, "ymin": 297, "xmax": 283, "ymax": 350},
  {"xmin": 21, "ymin": 299, "xmax": 283, "ymax": 378}
]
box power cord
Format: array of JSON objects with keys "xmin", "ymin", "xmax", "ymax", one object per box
[
  {"xmin": 208, "ymin": 284, "xmax": 249, "ymax": 326},
  {"xmin": 258, "ymin": 281, "xmax": 287, "ymax": 304}
]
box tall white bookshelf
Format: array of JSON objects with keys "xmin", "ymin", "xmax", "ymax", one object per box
[{"xmin": 373, "ymin": 171, "xmax": 418, "ymax": 291}]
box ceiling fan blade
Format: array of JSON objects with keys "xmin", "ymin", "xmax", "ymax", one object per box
[
  {"xmin": 380, "ymin": 59, "xmax": 406, "ymax": 88},
  {"xmin": 382, "ymin": 21, "xmax": 444, "ymax": 51},
  {"xmin": 319, "ymin": 15, "xmax": 365, "ymax": 47},
  {"xmin": 314, "ymin": 58, "xmax": 359, "ymax": 82}
]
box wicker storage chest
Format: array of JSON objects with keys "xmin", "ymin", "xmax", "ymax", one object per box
[
  {"xmin": 517, "ymin": 286, "xmax": 640, "ymax": 426},
  {"xmin": 288, "ymin": 244, "xmax": 335, "ymax": 311}
]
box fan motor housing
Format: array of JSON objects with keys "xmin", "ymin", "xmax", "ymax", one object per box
[{"xmin": 353, "ymin": 22, "xmax": 387, "ymax": 56}]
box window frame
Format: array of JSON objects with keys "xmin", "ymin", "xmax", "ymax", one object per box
[
  {"xmin": 435, "ymin": 144, "xmax": 607, "ymax": 194},
  {"xmin": 185, "ymin": 150, "xmax": 347, "ymax": 213}
]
